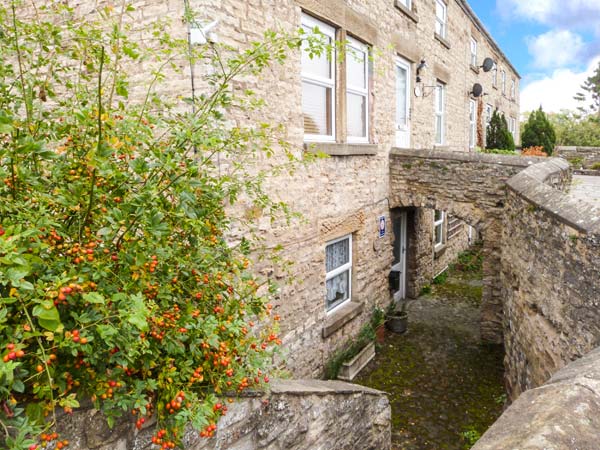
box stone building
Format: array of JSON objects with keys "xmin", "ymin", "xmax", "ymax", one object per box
[{"xmin": 180, "ymin": 0, "xmax": 521, "ymax": 376}]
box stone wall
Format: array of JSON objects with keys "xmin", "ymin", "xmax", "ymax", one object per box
[
  {"xmin": 502, "ymin": 158, "xmax": 600, "ymax": 398},
  {"xmin": 389, "ymin": 148, "xmax": 542, "ymax": 342},
  {"xmin": 472, "ymin": 346, "xmax": 600, "ymax": 450},
  {"xmin": 54, "ymin": 380, "xmax": 391, "ymax": 450},
  {"xmin": 555, "ymin": 146, "xmax": 600, "ymax": 169}
]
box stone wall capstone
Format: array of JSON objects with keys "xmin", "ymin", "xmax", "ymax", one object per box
[
  {"xmin": 555, "ymin": 146, "xmax": 600, "ymax": 170},
  {"xmin": 54, "ymin": 380, "xmax": 391, "ymax": 450}
]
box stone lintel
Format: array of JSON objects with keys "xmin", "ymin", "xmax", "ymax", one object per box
[
  {"xmin": 322, "ymin": 301, "xmax": 363, "ymax": 338},
  {"xmin": 305, "ymin": 142, "xmax": 378, "ymax": 156}
]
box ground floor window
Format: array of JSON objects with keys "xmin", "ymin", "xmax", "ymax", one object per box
[
  {"xmin": 434, "ymin": 210, "xmax": 445, "ymax": 250},
  {"xmin": 325, "ymin": 234, "xmax": 352, "ymax": 312}
]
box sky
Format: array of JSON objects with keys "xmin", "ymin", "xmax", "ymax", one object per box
[{"xmin": 468, "ymin": 0, "xmax": 600, "ymax": 115}]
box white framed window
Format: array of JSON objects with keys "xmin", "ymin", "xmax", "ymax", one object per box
[
  {"xmin": 395, "ymin": 57, "xmax": 410, "ymax": 131},
  {"xmin": 485, "ymin": 103, "xmax": 493, "ymax": 143},
  {"xmin": 325, "ymin": 235, "xmax": 352, "ymax": 312},
  {"xmin": 492, "ymin": 65, "xmax": 498, "ymax": 87},
  {"xmin": 510, "ymin": 78, "xmax": 516, "ymax": 100},
  {"xmin": 435, "ymin": 0, "xmax": 447, "ymax": 38},
  {"xmin": 397, "ymin": 0, "xmax": 412, "ymax": 9},
  {"xmin": 346, "ymin": 37, "xmax": 369, "ymax": 143},
  {"xmin": 301, "ymin": 14, "xmax": 336, "ymax": 142},
  {"xmin": 509, "ymin": 117, "xmax": 517, "ymax": 138},
  {"xmin": 501, "ymin": 70, "xmax": 506, "ymax": 95},
  {"xmin": 434, "ymin": 210, "xmax": 445, "ymax": 249},
  {"xmin": 469, "ymin": 99, "xmax": 476, "ymax": 149},
  {"xmin": 434, "ymin": 81, "xmax": 445, "ymax": 145},
  {"xmin": 470, "ymin": 37, "xmax": 477, "ymax": 67}
]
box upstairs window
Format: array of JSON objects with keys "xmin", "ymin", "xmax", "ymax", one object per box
[
  {"xmin": 325, "ymin": 235, "xmax": 352, "ymax": 312},
  {"xmin": 301, "ymin": 14, "xmax": 336, "ymax": 142},
  {"xmin": 470, "ymin": 37, "xmax": 477, "ymax": 67},
  {"xmin": 346, "ymin": 37, "xmax": 369, "ymax": 143},
  {"xmin": 469, "ymin": 99, "xmax": 476, "ymax": 149},
  {"xmin": 434, "ymin": 82, "xmax": 445, "ymax": 145},
  {"xmin": 397, "ymin": 0, "xmax": 412, "ymax": 9},
  {"xmin": 501, "ymin": 70, "xmax": 506, "ymax": 95},
  {"xmin": 492, "ymin": 65, "xmax": 498, "ymax": 87},
  {"xmin": 435, "ymin": 0, "xmax": 447, "ymax": 38},
  {"xmin": 510, "ymin": 78, "xmax": 516, "ymax": 100}
]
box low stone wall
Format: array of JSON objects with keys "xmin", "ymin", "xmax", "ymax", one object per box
[
  {"xmin": 473, "ymin": 346, "xmax": 600, "ymax": 450},
  {"xmin": 502, "ymin": 158, "xmax": 600, "ymax": 398},
  {"xmin": 555, "ymin": 145, "xmax": 600, "ymax": 169},
  {"xmin": 54, "ymin": 380, "xmax": 390, "ymax": 450}
]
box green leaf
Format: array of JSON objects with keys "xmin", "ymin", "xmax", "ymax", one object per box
[
  {"xmin": 125, "ymin": 293, "xmax": 148, "ymax": 331},
  {"xmin": 12, "ymin": 379, "xmax": 25, "ymax": 393},
  {"xmin": 83, "ymin": 292, "xmax": 105, "ymax": 305},
  {"xmin": 32, "ymin": 304, "xmax": 61, "ymax": 331}
]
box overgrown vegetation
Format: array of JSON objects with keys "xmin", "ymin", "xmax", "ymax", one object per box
[
  {"xmin": 324, "ymin": 322, "xmax": 376, "ymax": 380},
  {"xmin": 478, "ymin": 148, "xmax": 517, "ymax": 155},
  {"xmin": 0, "ymin": 2, "xmax": 328, "ymax": 449}
]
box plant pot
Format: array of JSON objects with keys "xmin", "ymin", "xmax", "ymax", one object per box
[
  {"xmin": 375, "ymin": 323, "xmax": 386, "ymax": 344},
  {"xmin": 386, "ymin": 312, "xmax": 408, "ymax": 334},
  {"xmin": 337, "ymin": 342, "xmax": 376, "ymax": 381}
]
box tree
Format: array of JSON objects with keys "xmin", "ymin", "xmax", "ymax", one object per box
[
  {"xmin": 548, "ymin": 110, "xmax": 600, "ymax": 147},
  {"xmin": 574, "ymin": 61, "xmax": 600, "ymax": 117},
  {"xmin": 521, "ymin": 107, "xmax": 556, "ymax": 155},
  {"xmin": 486, "ymin": 110, "xmax": 515, "ymax": 151}
]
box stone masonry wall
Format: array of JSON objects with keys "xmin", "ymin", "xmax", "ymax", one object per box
[
  {"xmin": 472, "ymin": 346, "xmax": 600, "ymax": 450},
  {"xmin": 555, "ymin": 146, "xmax": 600, "ymax": 169},
  {"xmin": 502, "ymin": 158, "xmax": 600, "ymax": 399},
  {"xmin": 54, "ymin": 380, "xmax": 391, "ymax": 450},
  {"xmin": 389, "ymin": 148, "xmax": 542, "ymax": 343}
]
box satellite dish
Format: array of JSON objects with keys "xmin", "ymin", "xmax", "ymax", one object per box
[
  {"xmin": 481, "ymin": 57, "xmax": 495, "ymax": 72},
  {"xmin": 471, "ymin": 83, "xmax": 483, "ymax": 97}
]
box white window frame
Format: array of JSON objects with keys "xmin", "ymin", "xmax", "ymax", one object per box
[
  {"xmin": 434, "ymin": 210, "xmax": 445, "ymax": 250},
  {"xmin": 435, "ymin": 0, "xmax": 447, "ymax": 38},
  {"xmin": 470, "ymin": 37, "xmax": 477, "ymax": 67},
  {"xmin": 325, "ymin": 234, "xmax": 352, "ymax": 313},
  {"xmin": 509, "ymin": 117, "xmax": 517, "ymax": 138},
  {"xmin": 346, "ymin": 36, "xmax": 369, "ymax": 144},
  {"xmin": 397, "ymin": 0, "xmax": 412, "ymax": 9},
  {"xmin": 501, "ymin": 70, "xmax": 506, "ymax": 95},
  {"xmin": 469, "ymin": 99, "xmax": 476, "ymax": 149},
  {"xmin": 301, "ymin": 13, "xmax": 336, "ymax": 143},
  {"xmin": 395, "ymin": 56, "xmax": 411, "ymax": 132},
  {"xmin": 510, "ymin": 78, "xmax": 516, "ymax": 100},
  {"xmin": 492, "ymin": 65, "xmax": 498, "ymax": 87},
  {"xmin": 434, "ymin": 82, "xmax": 445, "ymax": 146}
]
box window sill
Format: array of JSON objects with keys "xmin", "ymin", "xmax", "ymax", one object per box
[
  {"xmin": 394, "ymin": 1, "xmax": 419, "ymax": 23},
  {"xmin": 434, "ymin": 33, "xmax": 451, "ymax": 49},
  {"xmin": 434, "ymin": 244, "xmax": 446, "ymax": 259},
  {"xmin": 322, "ymin": 302, "xmax": 363, "ymax": 338},
  {"xmin": 470, "ymin": 64, "xmax": 480, "ymax": 74},
  {"xmin": 304, "ymin": 142, "xmax": 378, "ymax": 156}
]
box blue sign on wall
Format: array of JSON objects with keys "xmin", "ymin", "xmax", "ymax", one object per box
[{"xmin": 378, "ymin": 216, "xmax": 386, "ymax": 238}]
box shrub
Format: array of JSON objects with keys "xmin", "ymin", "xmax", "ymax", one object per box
[
  {"xmin": 591, "ymin": 162, "xmax": 600, "ymax": 170},
  {"xmin": 486, "ymin": 110, "xmax": 515, "ymax": 151},
  {"xmin": 522, "ymin": 107, "xmax": 556, "ymax": 155},
  {"xmin": 0, "ymin": 3, "xmax": 322, "ymax": 449},
  {"xmin": 324, "ymin": 323, "xmax": 375, "ymax": 380},
  {"xmin": 521, "ymin": 146, "xmax": 547, "ymax": 157}
]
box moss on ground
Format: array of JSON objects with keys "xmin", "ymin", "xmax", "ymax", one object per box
[{"xmin": 354, "ymin": 245, "xmax": 504, "ymax": 450}]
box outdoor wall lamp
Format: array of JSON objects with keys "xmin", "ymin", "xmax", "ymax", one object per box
[{"xmin": 416, "ymin": 59, "xmax": 427, "ymax": 83}]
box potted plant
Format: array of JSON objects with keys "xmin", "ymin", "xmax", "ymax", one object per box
[
  {"xmin": 371, "ymin": 306, "xmax": 386, "ymax": 344},
  {"xmin": 386, "ymin": 300, "xmax": 408, "ymax": 334}
]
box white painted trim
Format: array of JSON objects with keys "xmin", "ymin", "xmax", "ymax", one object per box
[
  {"xmin": 346, "ymin": 36, "xmax": 369, "ymax": 144},
  {"xmin": 325, "ymin": 234, "xmax": 352, "ymax": 314}
]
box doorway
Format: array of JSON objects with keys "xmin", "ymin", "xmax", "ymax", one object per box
[{"xmin": 391, "ymin": 210, "xmax": 408, "ymax": 301}]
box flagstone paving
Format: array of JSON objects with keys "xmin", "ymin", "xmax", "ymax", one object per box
[{"xmin": 571, "ymin": 175, "xmax": 600, "ymax": 206}]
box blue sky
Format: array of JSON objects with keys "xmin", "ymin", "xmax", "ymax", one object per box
[{"xmin": 468, "ymin": 0, "xmax": 600, "ymax": 114}]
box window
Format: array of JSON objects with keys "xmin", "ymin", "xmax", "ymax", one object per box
[
  {"xmin": 434, "ymin": 82, "xmax": 445, "ymax": 145},
  {"xmin": 509, "ymin": 117, "xmax": 517, "ymax": 139},
  {"xmin": 469, "ymin": 99, "xmax": 476, "ymax": 149},
  {"xmin": 501, "ymin": 70, "xmax": 506, "ymax": 95},
  {"xmin": 395, "ymin": 57, "xmax": 411, "ymax": 147},
  {"xmin": 510, "ymin": 78, "xmax": 516, "ymax": 100},
  {"xmin": 397, "ymin": 0, "xmax": 412, "ymax": 9},
  {"xmin": 434, "ymin": 210, "xmax": 445, "ymax": 249},
  {"xmin": 470, "ymin": 37, "xmax": 477, "ymax": 67},
  {"xmin": 492, "ymin": 65, "xmax": 498, "ymax": 88},
  {"xmin": 346, "ymin": 37, "xmax": 369, "ymax": 143},
  {"xmin": 301, "ymin": 14, "xmax": 336, "ymax": 142},
  {"xmin": 485, "ymin": 103, "xmax": 493, "ymax": 143},
  {"xmin": 325, "ymin": 235, "xmax": 352, "ymax": 312},
  {"xmin": 435, "ymin": 0, "xmax": 447, "ymax": 38}
]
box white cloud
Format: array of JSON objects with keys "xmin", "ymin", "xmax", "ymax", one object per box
[
  {"xmin": 520, "ymin": 57, "xmax": 600, "ymax": 113},
  {"xmin": 501, "ymin": 0, "xmax": 600, "ymax": 30},
  {"xmin": 526, "ymin": 30, "xmax": 585, "ymax": 69}
]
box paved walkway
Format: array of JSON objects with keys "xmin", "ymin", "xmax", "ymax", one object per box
[{"xmin": 571, "ymin": 175, "xmax": 600, "ymax": 206}]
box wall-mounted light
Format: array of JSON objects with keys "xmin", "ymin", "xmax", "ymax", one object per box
[{"xmin": 416, "ymin": 59, "xmax": 427, "ymax": 83}]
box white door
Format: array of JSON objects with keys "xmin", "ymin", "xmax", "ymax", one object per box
[
  {"xmin": 395, "ymin": 57, "xmax": 411, "ymax": 148},
  {"xmin": 392, "ymin": 211, "xmax": 408, "ymax": 301}
]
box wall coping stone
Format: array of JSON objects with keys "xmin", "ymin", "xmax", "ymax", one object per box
[
  {"xmin": 305, "ymin": 142, "xmax": 378, "ymax": 156},
  {"xmin": 506, "ymin": 158, "xmax": 600, "ymax": 234},
  {"xmin": 390, "ymin": 147, "xmax": 542, "ymax": 168},
  {"xmin": 270, "ymin": 379, "xmax": 385, "ymax": 396}
]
